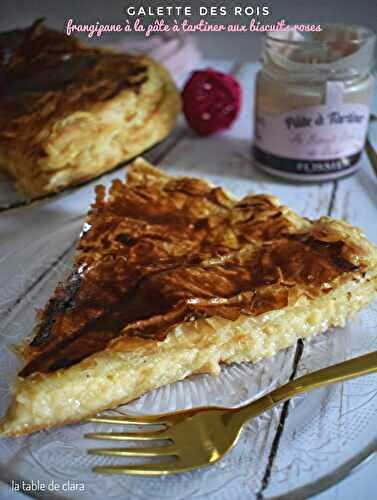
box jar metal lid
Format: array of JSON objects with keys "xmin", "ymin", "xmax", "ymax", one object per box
[{"xmin": 263, "ymin": 24, "xmax": 376, "ymax": 81}]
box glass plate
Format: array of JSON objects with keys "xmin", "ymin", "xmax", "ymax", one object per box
[{"xmin": 0, "ymin": 215, "xmax": 376, "ymax": 500}]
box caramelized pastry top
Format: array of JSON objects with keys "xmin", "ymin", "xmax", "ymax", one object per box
[
  {"xmin": 0, "ymin": 20, "xmax": 147, "ymax": 150},
  {"xmin": 20, "ymin": 163, "xmax": 366, "ymax": 377}
]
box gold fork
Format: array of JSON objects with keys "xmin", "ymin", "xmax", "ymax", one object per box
[{"xmin": 85, "ymin": 350, "xmax": 377, "ymax": 475}]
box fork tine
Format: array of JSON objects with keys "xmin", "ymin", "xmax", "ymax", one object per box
[
  {"xmin": 88, "ymin": 445, "xmax": 177, "ymax": 457},
  {"xmin": 84, "ymin": 430, "xmax": 170, "ymax": 441},
  {"xmin": 87, "ymin": 415, "xmax": 168, "ymax": 426},
  {"xmin": 93, "ymin": 462, "xmax": 191, "ymax": 476}
]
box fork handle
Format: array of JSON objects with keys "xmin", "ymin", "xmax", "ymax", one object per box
[
  {"xmin": 270, "ymin": 350, "xmax": 377, "ymax": 403},
  {"xmin": 237, "ymin": 351, "xmax": 377, "ymax": 422}
]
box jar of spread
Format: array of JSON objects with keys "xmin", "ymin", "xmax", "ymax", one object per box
[{"xmin": 253, "ymin": 24, "xmax": 376, "ymax": 181}]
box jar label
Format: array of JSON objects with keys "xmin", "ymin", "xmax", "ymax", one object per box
[{"xmin": 253, "ymin": 83, "xmax": 370, "ymax": 176}]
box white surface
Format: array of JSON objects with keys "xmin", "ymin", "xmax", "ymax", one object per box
[
  {"xmin": 0, "ymin": 59, "xmax": 376, "ymax": 499},
  {"xmin": 315, "ymin": 454, "xmax": 377, "ymax": 500}
]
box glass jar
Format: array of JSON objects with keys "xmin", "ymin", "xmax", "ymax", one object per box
[{"xmin": 253, "ymin": 24, "xmax": 376, "ymax": 181}]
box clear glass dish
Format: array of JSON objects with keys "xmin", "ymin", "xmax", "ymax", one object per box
[{"xmin": 0, "ymin": 211, "xmax": 376, "ymax": 500}]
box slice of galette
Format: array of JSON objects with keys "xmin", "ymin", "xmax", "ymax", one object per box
[{"xmin": 1, "ymin": 158, "xmax": 376, "ymax": 436}]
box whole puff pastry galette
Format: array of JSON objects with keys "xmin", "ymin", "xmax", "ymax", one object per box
[{"xmin": 0, "ymin": 20, "xmax": 181, "ymax": 198}]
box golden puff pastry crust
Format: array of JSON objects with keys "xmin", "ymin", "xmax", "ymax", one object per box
[
  {"xmin": 1, "ymin": 158, "xmax": 377, "ymax": 436},
  {"xmin": 0, "ymin": 20, "xmax": 181, "ymax": 199}
]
